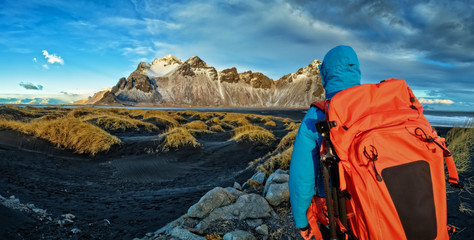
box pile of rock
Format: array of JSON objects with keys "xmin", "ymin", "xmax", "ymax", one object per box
[
  {"xmin": 0, "ymin": 194, "xmax": 82, "ymax": 235},
  {"xmin": 137, "ymin": 169, "xmax": 298, "ymax": 240},
  {"xmin": 0, "ymin": 194, "xmax": 51, "ymax": 222}
]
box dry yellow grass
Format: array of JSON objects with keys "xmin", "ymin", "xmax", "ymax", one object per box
[
  {"xmin": 275, "ymin": 128, "xmax": 298, "ymax": 152},
  {"xmin": 222, "ymin": 112, "xmax": 250, "ymax": 126},
  {"xmin": 205, "ymin": 233, "xmax": 222, "ymax": 240},
  {"xmin": 185, "ymin": 120, "xmax": 209, "ymax": 130},
  {"xmin": 230, "ymin": 124, "xmax": 275, "ymax": 145},
  {"xmin": 0, "ymin": 117, "xmax": 121, "ymax": 156},
  {"xmin": 246, "ymin": 179, "xmax": 263, "ymax": 187},
  {"xmin": 264, "ymin": 119, "xmax": 277, "ymax": 127},
  {"xmin": 88, "ymin": 115, "xmax": 157, "ymax": 132},
  {"xmin": 191, "ymin": 112, "xmax": 220, "ymax": 121},
  {"xmin": 257, "ymin": 146, "xmax": 293, "ymax": 176},
  {"xmin": 285, "ymin": 122, "xmax": 299, "ymax": 131},
  {"xmin": 185, "ymin": 120, "xmax": 214, "ymax": 135},
  {"xmin": 161, "ymin": 127, "xmax": 201, "ymax": 151},
  {"xmin": 459, "ymin": 202, "xmax": 474, "ymax": 216},
  {"xmin": 446, "ymin": 120, "xmax": 474, "ymax": 175},
  {"xmin": 210, "ymin": 124, "xmax": 224, "ymax": 132}
]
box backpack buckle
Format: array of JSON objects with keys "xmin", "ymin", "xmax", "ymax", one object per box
[{"xmin": 316, "ymin": 120, "xmax": 337, "ymax": 136}]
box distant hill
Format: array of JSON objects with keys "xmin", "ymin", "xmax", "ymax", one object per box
[{"xmin": 75, "ymin": 55, "xmax": 324, "ymax": 107}]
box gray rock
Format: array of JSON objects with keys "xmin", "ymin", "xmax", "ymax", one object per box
[
  {"xmin": 246, "ymin": 219, "xmax": 263, "ymax": 228},
  {"xmin": 263, "ymin": 172, "xmax": 289, "ymax": 195},
  {"xmin": 223, "ymin": 230, "xmax": 256, "ymax": 240},
  {"xmin": 249, "ymin": 171, "xmax": 266, "ymax": 184},
  {"xmin": 274, "ymin": 169, "xmax": 288, "ymax": 174},
  {"xmin": 225, "ymin": 187, "xmax": 245, "ymax": 198},
  {"xmin": 256, "ymin": 224, "xmax": 269, "ymax": 235},
  {"xmin": 234, "ymin": 182, "xmax": 242, "ymax": 191},
  {"xmin": 71, "ymin": 228, "xmax": 81, "ymax": 234},
  {"xmin": 265, "ymin": 182, "xmax": 289, "ymax": 206},
  {"xmin": 187, "ymin": 187, "xmax": 236, "ymax": 219},
  {"xmin": 154, "ymin": 215, "xmax": 185, "ymax": 236},
  {"xmin": 170, "ymin": 226, "xmax": 205, "ymax": 240},
  {"xmin": 197, "ymin": 194, "xmax": 274, "ymax": 231},
  {"xmin": 62, "ymin": 213, "xmax": 76, "ymax": 220}
]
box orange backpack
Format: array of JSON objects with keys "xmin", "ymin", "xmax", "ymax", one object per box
[{"xmin": 309, "ymin": 78, "xmax": 463, "ymax": 240}]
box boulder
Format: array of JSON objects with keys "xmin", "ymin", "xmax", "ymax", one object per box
[
  {"xmin": 225, "ymin": 187, "xmax": 245, "ymax": 199},
  {"xmin": 187, "ymin": 187, "xmax": 236, "ymax": 219},
  {"xmin": 249, "ymin": 171, "xmax": 266, "ymax": 184},
  {"xmin": 223, "ymin": 230, "xmax": 256, "ymax": 240},
  {"xmin": 233, "ymin": 182, "xmax": 242, "ymax": 191},
  {"xmin": 197, "ymin": 194, "xmax": 274, "ymax": 231},
  {"xmin": 170, "ymin": 226, "xmax": 205, "ymax": 240},
  {"xmin": 263, "ymin": 172, "xmax": 289, "ymax": 195},
  {"xmin": 265, "ymin": 182, "xmax": 289, "ymax": 206}
]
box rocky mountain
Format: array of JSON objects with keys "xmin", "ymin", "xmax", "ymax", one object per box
[
  {"xmin": 78, "ymin": 55, "xmax": 324, "ymax": 107},
  {"xmin": 73, "ymin": 88, "xmax": 112, "ymax": 105}
]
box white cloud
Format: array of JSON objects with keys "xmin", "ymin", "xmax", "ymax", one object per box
[
  {"xmin": 122, "ymin": 46, "xmax": 154, "ymax": 56},
  {"xmin": 42, "ymin": 50, "xmax": 64, "ymax": 65},
  {"xmin": 42, "ymin": 64, "xmax": 49, "ymax": 70},
  {"xmin": 33, "ymin": 57, "xmax": 37, "ymax": 62},
  {"xmin": 419, "ymin": 98, "xmax": 454, "ymax": 105}
]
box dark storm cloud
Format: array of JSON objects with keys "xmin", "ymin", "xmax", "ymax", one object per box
[
  {"xmin": 288, "ymin": 0, "xmax": 474, "ymax": 64},
  {"xmin": 19, "ymin": 82, "xmax": 43, "ymax": 90}
]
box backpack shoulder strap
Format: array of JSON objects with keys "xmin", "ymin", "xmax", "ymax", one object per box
[{"xmin": 310, "ymin": 100, "xmax": 330, "ymax": 113}]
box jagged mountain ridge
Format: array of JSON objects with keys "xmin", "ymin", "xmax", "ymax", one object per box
[{"xmin": 86, "ymin": 55, "xmax": 324, "ymax": 107}]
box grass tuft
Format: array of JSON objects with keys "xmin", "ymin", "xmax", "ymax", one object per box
[
  {"xmin": 446, "ymin": 120, "xmax": 474, "ymax": 175},
  {"xmin": 205, "ymin": 233, "xmax": 222, "ymax": 240},
  {"xmin": 222, "ymin": 113, "xmax": 250, "ymax": 126},
  {"xmin": 185, "ymin": 120, "xmax": 208, "ymax": 130},
  {"xmin": 161, "ymin": 127, "xmax": 201, "ymax": 152},
  {"xmin": 459, "ymin": 202, "xmax": 474, "ymax": 216},
  {"xmin": 257, "ymin": 146, "xmax": 293, "ymax": 176},
  {"xmin": 230, "ymin": 124, "xmax": 275, "ymax": 145},
  {"xmin": 0, "ymin": 117, "xmax": 120, "ymax": 156},
  {"xmin": 88, "ymin": 115, "xmax": 157, "ymax": 132}
]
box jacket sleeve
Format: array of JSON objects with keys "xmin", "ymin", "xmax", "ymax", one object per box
[{"xmin": 289, "ymin": 107, "xmax": 324, "ymax": 228}]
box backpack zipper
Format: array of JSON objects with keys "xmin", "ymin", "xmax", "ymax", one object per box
[{"xmin": 363, "ymin": 145, "xmax": 382, "ymax": 182}]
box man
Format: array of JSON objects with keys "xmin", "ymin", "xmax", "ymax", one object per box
[{"xmin": 289, "ymin": 45, "xmax": 361, "ymax": 238}]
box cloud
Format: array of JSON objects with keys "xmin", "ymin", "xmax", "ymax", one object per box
[
  {"xmin": 42, "ymin": 50, "xmax": 64, "ymax": 65},
  {"xmin": 33, "ymin": 57, "xmax": 37, "ymax": 62},
  {"xmin": 419, "ymin": 98, "xmax": 454, "ymax": 105},
  {"xmin": 42, "ymin": 64, "xmax": 49, "ymax": 70},
  {"xmin": 19, "ymin": 82, "xmax": 43, "ymax": 90},
  {"xmin": 60, "ymin": 91, "xmax": 79, "ymax": 97}
]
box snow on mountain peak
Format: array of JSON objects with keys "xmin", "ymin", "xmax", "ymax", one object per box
[
  {"xmin": 147, "ymin": 54, "xmax": 183, "ymax": 78},
  {"xmin": 152, "ymin": 54, "xmax": 183, "ymax": 66}
]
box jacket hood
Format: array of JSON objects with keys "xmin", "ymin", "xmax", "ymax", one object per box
[{"xmin": 319, "ymin": 45, "xmax": 361, "ymax": 96}]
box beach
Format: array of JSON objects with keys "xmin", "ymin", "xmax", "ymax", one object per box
[{"xmin": 0, "ymin": 106, "xmax": 472, "ymax": 239}]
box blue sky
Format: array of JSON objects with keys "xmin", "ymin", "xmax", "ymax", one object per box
[{"xmin": 0, "ymin": 0, "xmax": 472, "ymax": 111}]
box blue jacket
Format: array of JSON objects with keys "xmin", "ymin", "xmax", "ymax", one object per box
[{"xmin": 289, "ymin": 45, "xmax": 361, "ymax": 228}]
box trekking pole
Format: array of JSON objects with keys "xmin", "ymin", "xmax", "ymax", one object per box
[
  {"xmin": 316, "ymin": 120, "xmax": 339, "ymax": 240},
  {"xmin": 322, "ymin": 161, "xmax": 337, "ymax": 240}
]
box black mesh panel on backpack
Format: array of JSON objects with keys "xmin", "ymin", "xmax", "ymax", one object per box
[{"xmin": 381, "ymin": 160, "xmax": 437, "ymax": 240}]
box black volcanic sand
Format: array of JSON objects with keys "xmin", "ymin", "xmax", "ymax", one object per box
[
  {"xmin": 0, "ymin": 109, "xmax": 305, "ymax": 239},
  {"xmin": 0, "ymin": 108, "xmax": 472, "ymax": 240}
]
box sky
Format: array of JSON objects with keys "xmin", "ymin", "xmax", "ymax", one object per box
[{"xmin": 0, "ymin": 0, "xmax": 473, "ymax": 111}]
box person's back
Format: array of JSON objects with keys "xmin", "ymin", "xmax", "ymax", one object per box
[{"xmin": 289, "ymin": 45, "xmax": 361, "ymax": 237}]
